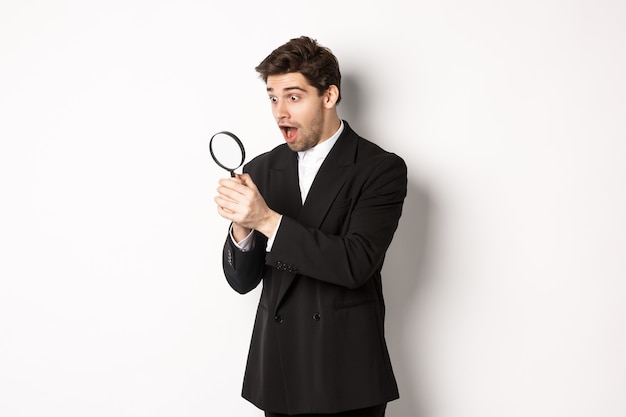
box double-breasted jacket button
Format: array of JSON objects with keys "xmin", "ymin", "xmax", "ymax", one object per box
[
  {"xmin": 275, "ymin": 261, "xmax": 298, "ymax": 274},
  {"xmin": 274, "ymin": 315, "xmax": 283, "ymax": 324},
  {"xmin": 312, "ymin": 313, "xmax": 321, "ymax": 321}
]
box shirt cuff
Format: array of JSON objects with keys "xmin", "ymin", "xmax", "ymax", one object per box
[
  {"xmin": 229, "ymin": 224, "xmax": 255, "ymax": 252},
  {"xmin": 265, "ymin": 215, "xmax": 283, "ymax": 252}
]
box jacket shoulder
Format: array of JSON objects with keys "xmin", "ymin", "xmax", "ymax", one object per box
[
  {"xmin": 353, "ymin": 133, "xmax": 406, "ymax": 173},
  {"xmin": 243, "ymin": 143, "xmax": 291, "ymax": 173}
]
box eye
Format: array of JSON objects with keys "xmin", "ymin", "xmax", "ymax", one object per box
[
  {"xmin": 289, "ymin": 95, "xmax": 299, "ymax": 101},
  {"xmin": 269, "ymin": 96, "xmax": 278, "ymax": 103}
]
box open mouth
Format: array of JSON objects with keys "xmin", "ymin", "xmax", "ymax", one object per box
[{"xmin": 280, "ymin": 126, "xmax": 298, "ymax": 142}]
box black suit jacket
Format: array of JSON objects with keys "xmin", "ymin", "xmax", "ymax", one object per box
[{"xmin": 222, "ymin": 122, "xmax": 407, "ymax": 414}]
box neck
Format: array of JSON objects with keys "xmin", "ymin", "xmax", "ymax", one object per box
[{"xmin": 319, "ymin": 113, "xmax": 342, "ymax": 144}]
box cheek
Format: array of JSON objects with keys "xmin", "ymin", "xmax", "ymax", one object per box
[{"xmin": 297, "ymin": 104, "xmax": 318, "ymax": 123}]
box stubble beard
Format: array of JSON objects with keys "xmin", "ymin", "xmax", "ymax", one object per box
[{"xmin": 286, "ymin": 113, "xmax": 324, "ymax": 153}]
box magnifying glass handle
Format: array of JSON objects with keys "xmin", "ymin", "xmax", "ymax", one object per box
[{"xmin": 230, "ymin": 170, "xmax": 235, "ymax": 178}]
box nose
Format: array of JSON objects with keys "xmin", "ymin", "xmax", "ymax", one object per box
[{"xmin": 274, "ymin": 100, "xmax": 289, "ymax": 122}]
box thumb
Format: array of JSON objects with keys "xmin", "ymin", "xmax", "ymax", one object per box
[{"xmin": 236, "ymin": 173, "xmax": 257, "ymax": 190}]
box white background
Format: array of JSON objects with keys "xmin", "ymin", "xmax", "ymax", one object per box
[{"xmin": 1, "ymin": 1, "xmax": 625, "ymax": 416}]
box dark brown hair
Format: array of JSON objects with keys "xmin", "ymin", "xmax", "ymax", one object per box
[{"xmin": 255, "ymin": 36, "xmax": 342, "ymax": 103}]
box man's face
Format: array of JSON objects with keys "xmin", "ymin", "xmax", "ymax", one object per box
[{"xmin": 266, "ymin": 72, "xmax": 327, "ymax": 152}]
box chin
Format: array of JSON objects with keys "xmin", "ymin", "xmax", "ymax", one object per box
[{"xmin": 286, "ymin": 142, "xmax": 301, "ymax": 152}]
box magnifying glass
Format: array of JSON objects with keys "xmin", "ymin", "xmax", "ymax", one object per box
[{"xmin": 209, "ymin": 131, "xmax": 246, "ymax": 177}]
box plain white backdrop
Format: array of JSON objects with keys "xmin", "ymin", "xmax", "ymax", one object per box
[{"xmin": 1, "ymin": 1, "xmax": 625, "ymax": 416}]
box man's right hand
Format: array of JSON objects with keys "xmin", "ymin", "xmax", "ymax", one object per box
[{"xmin": 215, "ymin": 173, "xmax": 281, "ymax": 240}]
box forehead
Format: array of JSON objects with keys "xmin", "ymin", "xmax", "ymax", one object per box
[{"xmin": 266, "ymin": 72, "xmax": 314, "ymax": 93}]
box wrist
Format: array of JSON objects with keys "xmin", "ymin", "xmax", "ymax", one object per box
[
  {"xmin": 257, "ymin": 210, "xmax": 281, "ymax": 239},
  {"xmin": 232, "ymin": 223, "xmax": 253, "ymax": 243}
]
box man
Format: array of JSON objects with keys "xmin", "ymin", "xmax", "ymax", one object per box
[{"xmin": 215, "ymin": 36, "xmax": 407, "ymax": 417}]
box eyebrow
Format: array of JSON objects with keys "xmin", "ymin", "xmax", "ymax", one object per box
[{"xmin": 266, "ymin": 86, "xmax": 307, "ymax": 93}]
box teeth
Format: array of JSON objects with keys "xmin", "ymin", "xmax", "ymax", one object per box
[{"xmin": 286, "ymin": 128, "xmax": 291, "ymax": 138}]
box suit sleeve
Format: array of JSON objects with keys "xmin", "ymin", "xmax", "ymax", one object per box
[
  {"xmin": 222, "ymin": 230, "xmax": 267, "ymax": 294},
  {"xmin": 265, "ymin": 153, "xmax": 407, "ymax": 289}
]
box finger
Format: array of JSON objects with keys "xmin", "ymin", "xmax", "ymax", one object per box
[
  {"xmin": 215, "ymin": 195, "xmax": 239, "ymax": 213},
  {"xmin": 215, "ymin": 198, "xmax": 240, "ymax": 220},
  {"xmin": 219, "ymin": 177, "xmax": 252, "ymax": 197},
  {"xmin": 218, "ymin": 205, "xmax": 236, "ymax": 216},
  {"xmin": 222, "ymin": 174, "xmax": 244, "ymax": 183},
  {"xmin": 216, "ymin": 205, "xmax": 237, "ymax": 222},
  {"xmin": 216, "ymin": 180, "xmax": 253, "ymax": 202},
  {"xmin": 237, "ymin": 173, "xmax": 259, "ymax": 191},
  {"xmin": 216, "ymin": 186, "xmax": 241, "ymax": 203}
]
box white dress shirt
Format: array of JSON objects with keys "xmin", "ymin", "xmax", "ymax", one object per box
[{"xmin": 231, "ymin": 121, "xmax": 344, "ymax": 252}]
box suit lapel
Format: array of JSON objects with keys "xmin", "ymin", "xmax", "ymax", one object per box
[
  {"xmin": 265, "ymin": 148, "xmax": 302, "ymax": 219},
  {"xmin": 298, "ymin": 126, "xmax": 357, "ymax": 228},
  {"xmin": 274, "ymin": 125, "xmax": 358, "ymax": 310},
  {"xmin": 266, "ymin": 147, "xmax": 300, "ymax": 311}
]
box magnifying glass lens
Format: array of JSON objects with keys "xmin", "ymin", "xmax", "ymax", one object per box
[{"xmin": 209, "ymin": 131, "xmax": 246, "ymax": 176}]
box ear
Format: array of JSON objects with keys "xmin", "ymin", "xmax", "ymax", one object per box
[{"xmin": 323, "ymin": 85, "xmax": 340, "ymax": 108}]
